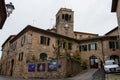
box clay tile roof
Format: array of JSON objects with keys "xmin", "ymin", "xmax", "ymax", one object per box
[{"xmin": 10, "ymin": 25, "xmax": 79, "ymax": 43}]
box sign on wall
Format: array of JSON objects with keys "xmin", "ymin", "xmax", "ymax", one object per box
[
  {"xmin": 48, "ymin": 61, "xmax": 57, "ymax": 72},
  {"xmin": 28, "ymin": 64, "xmax": 35, "ymax": 72},
  {"xmin": 37, "ymin": 63, "xmax": 45, "ymax": 72}
]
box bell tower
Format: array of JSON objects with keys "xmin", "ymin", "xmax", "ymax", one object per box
[{"xmin": 55, "ymin": 8, "xmax": 74, "ymax": 38}]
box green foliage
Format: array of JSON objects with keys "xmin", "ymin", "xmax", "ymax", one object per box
[
  {"xmin": 72, "ymin": 52, "xmax": 81, "ymax": 63},
  {"xmin": 64, "ymin": 50, "xmax": 70, "ymax": 59},
  {"xmin": 72, "ymin": 52, "xmax": 87, "ymax": 69},
  {"xmin": 80, "ymin": 59, "xmax": 87, "ymax": 69}
]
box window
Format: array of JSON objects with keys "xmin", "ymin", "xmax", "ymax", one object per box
[
  {"xmin": 62, "ymin": 14, "xmax": 64, "ymax": 19},
  {"xmin": 65, "ymin": 14, "xmax": 69, "ymax": 21},
  {"xmin": 69, "ymin": 15, "xmax": 71, "ymax": 21},
  {"xmin": 79, "ymin": 45, "xmax": 87, "ymax": 51},
  {"xmin": 79, "ymin": 35, "xmax": 82, "ymax": 39},
  {"xmin": 40, "ymin": 53, "xmax": 47, "ymax": 60},
  {"xmin": 89, "ymin": 43, "xmax": 97, "ymax": 50},
  {"xmin": 62, "ymin": 42, "xmax": 66, "ymax": 49},
  {"xmin": 11, "ymin": 42, "xmax": 17, "ymax": 51},
  {"xmin": 40, "ymin": 36, "xmax": 50, "ymax": 46},
  {"xmin": 109, "ymin": 41, "xmax": 119, "ymax": 49},
  {"xmin": 18, "ymin": 52, "xmax": 24, "ymax": 61},
  {"xmin": 57, "ymin": 40, "xmax": 66, "ymax": 48},
  {"xmin": 21, "ymin": 35, "xmax": 26, "ymax": 46},
  {"xmin": 88, "ymin": 36, "xmax": 91, "ymax": 38},
  {"xmin": 79, "ymin": 43, "xmax": 97, "ymax": 52}
]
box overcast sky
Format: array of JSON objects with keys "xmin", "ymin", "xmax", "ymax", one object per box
[{"xmin": 0, "ymin": 0, "xmax": 118, "ymax": 58}]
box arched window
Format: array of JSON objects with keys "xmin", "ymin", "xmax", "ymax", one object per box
[
  {"xmin": 65, "ymin": 14, "xmax": 69, "ymax": 21},
  {"xmin": 40, "ymin": 53, "xmax": 47, "ymax": 60},
  {"xmin": 62, "ymin": 14, "xmax": 64, "ymax": 19}
]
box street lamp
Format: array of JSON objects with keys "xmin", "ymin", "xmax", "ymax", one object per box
[{"xmin": 5, "ymin": 2, "xmax": 15, "ymax": 17}]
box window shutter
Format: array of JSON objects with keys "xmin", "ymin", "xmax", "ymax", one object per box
[
  {"xmin": 79, "ymin": 45, "xmax": 82, "ymax": 52},
  {"xmin": 88, "ymin": 44, "xmax": 91, "ymax": 51},
  {"xmin": 95, "ymin": 43, "xmax": 97, "ymax": 50},
  {"xmin": 85, "ymin": 45, "xmax": 87, "ymax": 51},
  {"xmin": 116, "ymin": 41, "xmax": 119, "ymax": 49},
  {"xmin": 58, "ymin": 40, "xmax": 60, "ymax": 46},
  {"xmin": 109, "ymin": 41, "xmax": 111, "ymax": 49},
  {"xmin": 40, "ymin": 36, "xmax": 43, "ymax": 44},
  {"xmin": 63, "ymin": 42, "xmax": 66, "ymax": 48},
  {"xmin": 68, "ymin": 43, "xmax": 72, "ymax": 50},
  {"xmin": 47, "ymin": 38, "xmax": 50, "ymax": 46}
]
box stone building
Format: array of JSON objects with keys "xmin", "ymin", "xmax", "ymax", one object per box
[{"xmin": 0, "ymin": 8, "xmax": 120, "ymax": 78}]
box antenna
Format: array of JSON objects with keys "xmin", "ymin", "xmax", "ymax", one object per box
[
  {"xmin": 64, "ymin": 0, "xmax": 67, "ymax": 8},
  {"xmin": 64, "ymin": 0, "xmax": 69, "ymax": 8},
  {"xmin": 32, "ymin": 20, "xmax": 37, "ymax": 26}
]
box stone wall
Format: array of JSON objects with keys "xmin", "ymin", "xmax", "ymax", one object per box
[{"xmin": 25, "ymin": 57, "xmax": 82, "ymax": 79}]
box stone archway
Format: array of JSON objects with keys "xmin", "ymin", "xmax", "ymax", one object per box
[
  {"xmin": 110, "ymin": 55, "xmax": 119, "ymax": 64},
  {"xmin": 90, "ymin": 56, "xmax": 98, "ymax": 68}
]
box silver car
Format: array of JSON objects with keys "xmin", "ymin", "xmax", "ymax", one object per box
[{"xmin": 104, "ymin": 60, "xmax": 120, "ymax": 73}]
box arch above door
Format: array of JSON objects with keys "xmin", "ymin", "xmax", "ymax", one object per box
[{"xmin": 90, "ymin": 56, "xmax": 98, "ymax": 68}]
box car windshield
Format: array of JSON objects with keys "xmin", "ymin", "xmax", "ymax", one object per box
[{"xmin": 105, "ymin": 61, "xmax": 116, "ymax": 65}]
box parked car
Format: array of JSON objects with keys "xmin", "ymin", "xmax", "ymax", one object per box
[{"xmin": 104, "ymin": 60, "xmax": 120, "ymax": 73}]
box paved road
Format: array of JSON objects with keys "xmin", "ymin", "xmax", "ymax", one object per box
[
  {"xmin": 105, "ymin": 73, "xmax": 120, "ymax": 80},
  {"xmin": 93, "ymin": 69, "xmax": 105, "ymax": 80},
  {"xmin": 0, "ymin": 69, "xmax": 97, "ymax": 80},
  {"xmin": 69, "ymin": 69, "xmax": 97, "ymax": 80}
]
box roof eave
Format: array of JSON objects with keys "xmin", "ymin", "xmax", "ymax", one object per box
[
  {"xmin": 111, "ymin": 0, "xmax": 118, "ymax": 12},
  {"xmin": 0, "ymin": 0, "xmax": 7, "ymax": 29}
]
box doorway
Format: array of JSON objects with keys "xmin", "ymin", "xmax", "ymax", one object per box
[
  {"xmin": 90, "ymin": 56, "xmax": 98, "ymax": 68},
  {"xmin": 110, "ymin": 55, "xmax": 119, "ymax": 64}
]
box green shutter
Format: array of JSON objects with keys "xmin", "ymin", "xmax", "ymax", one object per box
[
  {"xmin": 58, "ymin": 40, "xmax": 60, "ymax": 46},
  {"xmin": 68, "ymin": 43, "xmax": 72, "ymax": 50},
  {"xmin": 63, "ymin": 42, "xmax": 66, "ymax": 48},
  {"xmin": 116, "ymin": 41, "xmax": 119, "ymax": 49},
  {"xmin": 88, "ymin": 44, "xmax": 91, "ymax": 51},
  {"xmin": 79, "ymin": 45, "xmax": 81, "ymax": 52},
  {"xmin": 40, "ymin": 36, "xmax": 43, "ymax": 44},
  {"xmin": 109, "ymin": 41, "xmax": 111, "ymax": 49},
  {"xmin": 85, "ymin": 45, "xmax": 87, "ymax": 51},
  {"xmin": 95, "ymin": 43, "xmax": 97, "ymax": 50}
]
